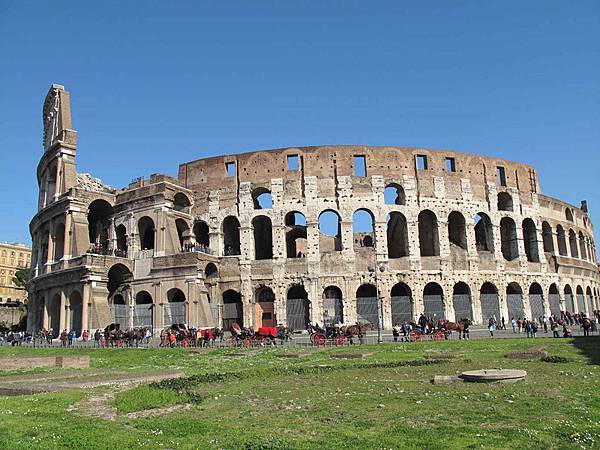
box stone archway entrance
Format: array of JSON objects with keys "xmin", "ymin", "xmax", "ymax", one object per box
[{"xmin": 255, "ymin": 287, "xmax": 275, "ymax": 328}]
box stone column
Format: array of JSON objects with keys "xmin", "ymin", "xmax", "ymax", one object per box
[
  {"xmin": 82, "ymin": 282, "xmax": 91, "ymax": 333},
  {"xmin": 63, "ymin": 211, "xmax": 73, "ymax": 260},
  {"xmin": 306, "ymin": 220, "xmax": 320, "ymax": 262},
  {"xmin": 60, "ymin": 290, "xmax": 68, "ymax": 332},
  {"xmin": 471, "ymin": 290, "xmax": 483, "ymax": 326}
]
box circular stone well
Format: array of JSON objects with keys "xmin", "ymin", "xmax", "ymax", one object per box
[{"xmin": 459, "ymin": 369, "xmax": 527, "ymax": 383}]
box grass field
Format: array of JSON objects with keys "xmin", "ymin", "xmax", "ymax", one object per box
[{"xmin": 0, "ymin": 337, "xmax": 598, "ymax": 449}]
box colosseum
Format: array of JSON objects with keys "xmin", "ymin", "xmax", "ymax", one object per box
[{"xmin": 27, "ymin": 84, "xmax": 600, "ymax": 336}]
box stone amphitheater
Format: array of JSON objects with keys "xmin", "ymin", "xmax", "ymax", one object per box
[{"xmin": 27, "ymin": 84, "xmax": 600, "ymax": 336}]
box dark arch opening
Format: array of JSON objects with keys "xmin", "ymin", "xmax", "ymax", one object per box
[
  {"xmin": 88, "ymin": 199, "xmax": 113, "ymax": 252},
  {"xmin": 353, "ymin": 209, "xmax": 375, "ymax": 249},
  {"xmin": 252, "ymin": 215, "xmax": 273, "ymax": 260},
  {"xmin": 223, "ymin": 216, "xmax": 241, "ymax": 256},
  {"xmin": 138, "ymin": 216, "xmax": 155, "ymax": 250},
  {"xmin": 223, "ymin": 290, "xmax": 243, "ymax": 329},
  {"xmin": 173, "ymin": 193, "xmax": 191, "ymax": 212},
  {"xmin": 134, "ymin": 291, "xmax": 153, "ymax": 328},
  {"xmin": 418, "ymin": 210, "xmax": 439, "ymax": 256},
  {"xmin": 579, "ymin": 231, "xmax": 588, "ymax": 260},
  {"xmin": 565, "ymin": 208, "xmax": 573, "ymax": 221},
  {"xmin": 204, "ymin": 263, "xmax": 218, "ymax": 280},
  {"xmin": 193, "ymin": 220, "xmax": 210, "ymax": 248},
  {"xmin": 500, "ymin": 217, "xmax": 519, "ymax": 261},
  {"xmin": 522, "ymin": 218, "xmax": 540, "ymax": 262},
  {"xmin": 53, "ymin": 223, "xmax": 65, "ymax": 261},
  {"xmin": 115, "ymin": 224, "xmax": 127, "ymax": 254},
  {"xmin": 556, "ymin": 225, "xmax": 568, "ymax": 256},
  {"xmin": 497, "ymin": 192, "xmax": 513, "ymax": 212},
  {"xmin": 287, "ymin": 285, "xmax": 309, "ymax": 330},
  {"xmin": 387, "ymin": 212, "xmax": 409, "ymax": 258},
  {"xmin": 568, "ymin": 229, "xmax": 579, "ymax": 258},
  {"xmin": 541, "ymin": 221, "xmax": 554, "ymax": 252},
  {"xmin": 474, "ymin": 213, "xmax": 494, "ymax": 252},
  {"xmin": 423, "ymin": 282, "xmax": 444, "ymax": 319},
  {"xmin": 356, "ymin": 284, "xmax": 378, "ymax": 327},
  {"xmin": 285, "ymin": 211, "xmax": 307, "ymax": 258},
  {"xmin": 452, "ymin": 282, "xmax": 472, "ymax": 321},
  {"xmin": 69, "ymin": 291, "xmax": 83, "ymax": 335},
  {"xmin": 175, "ymin": 218, "xmax": 190, "ymax": 248},
  {"xmin": 448, "ymin": 211, "xmax": 467, "ymax": 250}
]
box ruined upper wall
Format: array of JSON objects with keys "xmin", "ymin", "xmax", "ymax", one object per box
[{"xmin": 177, "ymin": 145, "xmax": 541, "ymax": 213}]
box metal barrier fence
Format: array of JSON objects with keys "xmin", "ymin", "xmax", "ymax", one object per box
[
  {"xmin": 549, "ymin": 294, "xmax": 561, "ymax": 316},
  {"xmin": 481, "ymin": 293, "xmax": 500, "ymax": 322},
  {"xmin": 356, "ymin": 297, "xmax": 379, "ymax": 327},
  {"xmin": 452, "ymin": 294, "xmax": 472, "ymax": 321},
  {"xmin": 423, "ymin": 295, "xmax": 444, "ymax": 319},
  {"xmin": 391, "ymin": 296, "xmax": 412, "ymax": 325},
  {"xmin": 133, "ymin": 304, "xmax": 152, "ymax": 328},
  {"xmin": 529, "ymin": 294, "xmax": 544, "ymax": 319},
  {"xmin": 163, "ymin": 302, "xmax": 185, "ymax": 325},
  {"xmin": 222, "ymin": 302, "xmax": 243, "ymax": 329},
  {"xmin": 323, "ymin": 297, "xmax": 343, "ymax": 324},
  {"xmin": 577, "ymin": 295, "xmax": 586, "ymax": 314},
  {"xmin": 286, "ymin": 298, "xmax": 310, "ymax": 331},
  {"xmin": 109, "ymin": 304, "xmax": 128, "ymax": 327},
  {"xmin": 507, "ymin": 294, "xmax": 525, "ymax": 319},
  {"xmin": 565, "ymin": 294, "xmax": 575, "ymax": 313}
]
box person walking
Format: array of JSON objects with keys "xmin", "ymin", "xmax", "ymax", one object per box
[
  {"xmin": 551, "ymin": 320, "xmax": 560, "ymax": 338},
  {"xmin": 511, "ymin": 318, "xmax": 516, "ymax": 333},
  {"xmin": 94, "ymin": 329, "xmax": 101, "ymax": 348},
  {"xmin": 59, "ymin": 329, "xmax": 68, "ymax": 347},
  {"xmin": 488, "ymin": 318, "xmax": 495, "ymax": 337}
]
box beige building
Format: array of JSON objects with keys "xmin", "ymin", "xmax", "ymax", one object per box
[
  {"xmin": 27, "ymin": 85, "xmax": 600, "ymax": 337},
  {"xmin": 0, "ymin": 242, "xmax": 31, "ymax": 303}
]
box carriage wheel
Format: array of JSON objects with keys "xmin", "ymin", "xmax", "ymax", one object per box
[
  {"xmin": 181, "ymin": 338, "xmax": 189, "ymax": 348},
  {"xmin": 309, "ymin": 333, "xmax": 317, "ymax": 345},
  {"xmin": 225, "ymin": 336, "xmax": 236, "ymax": 347},
  {"xmin": 432, "ymin": 331, "xmax": 444, "ymax": 342},
  {"xmin": 410, "ymin": 331, "xmax": 422, "ymax": 342},
  {"xmin": 243, "ymin": 338, "xmax": 252, "ymax": 348},
  {"xmin": 335, "ymin": 335, "xmax": 345, "ymax": 346},
  {"xmin": 314, "ymin": 333, "xmax": 326, "ymax": 346}
]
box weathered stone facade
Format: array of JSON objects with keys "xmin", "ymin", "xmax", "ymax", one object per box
[{"xmin": 28, "ymin": 85, "xmax": 600, "ymax": 336}]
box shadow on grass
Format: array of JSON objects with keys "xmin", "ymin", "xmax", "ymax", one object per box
[{"xmin": 570, "ymin": 336, "xmax": 600, "ymax": 364}]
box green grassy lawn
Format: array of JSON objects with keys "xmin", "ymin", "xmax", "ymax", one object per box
[{"xmin": 0, "ymin": 338, "xmax": 598, "ymax": 449}]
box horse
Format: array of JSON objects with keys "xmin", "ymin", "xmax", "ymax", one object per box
[
  {"xmin": 340, "ymin": 323, "xmax": 374, "ymax": 344},
  {"xmin": 438, "ymin": 318, "xmax": 471, "ymax": 340}
]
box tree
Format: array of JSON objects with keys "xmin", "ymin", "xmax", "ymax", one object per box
[{"xmin": 12, "ymin": 267, "xmax": 30, "ymax": 289}]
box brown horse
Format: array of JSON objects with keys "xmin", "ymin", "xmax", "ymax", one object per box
[
  {"xmin": 339, "ymin": 323, "xmax": 374, "ymax": 344},
  {"xmin": 438, "ymin": 318, "xmax": 471, "ymax": 340}
]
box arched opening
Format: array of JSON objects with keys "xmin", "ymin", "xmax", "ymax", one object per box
[
  {"xmin": 423, "ymin": 282, "xmax": 444, "ymax": 319},
  {"xmin": 193, "ymin": 220, "xmax": 210, "ymax": 249},
  {"xmin": 474, "ymin": 213, "xmax": 494, "ymax": 252},
  {"xmin": 586, "ymin": 287, "xmax": 593, "ymax": 316},
  {"xmin": 548, "ymin": 284, "xmax": 561, "ymax": 316},
  {"xmin": 391, "ymin": 283, "xmax": 412, "ymax": 325},
  {"xmin": 286, "ymin": 285, "xmax": 309, "ymax": 330},
  {"xmin": 223, "ymin": 216, "xmax": 241, "ymax": 256},
  {"xmin": 204, "ymin": 263, "xmax": 218, "ymax": 280},
  {"xmin": 115, "ymin": 224, "xmax": 128, "ymax": 255},
  {"xmin": 138, "ymin": 216, "xmax": 155, "ymax": 250},
  {"xmin": 53, "ymin": 223, "xmax": 65, "ymax": 261},
  {"xmin": 222, "ymin": 290, "xmax": 243, "ymax": 329},
  {"xmin": 356, "ymin": 284, "xmax": 379, "ymax": 326},
  {"xmin": 173, "ymin": 193, "xmax": 191, "ymax": 212},
  {"xmin": 506, "ymin": 282, "xmax": 524, "ymax": 319},
  {"xmin": 255, "ymin": 286, "xmax": 275, "ymax": 328},
  {"xmin": 107, "ymin": 264, "xmax": 131, "ymax": 326},
  {"xmin": 500, "ymin": 217, "xmax": 519, "ymax": 261},
  {"xmin": 565, "ymin": 208, "xmax": 573, "ymax": 221},
  {"xmin": 522, "ymin": 218, "xmax": 540, "ymax": 262},
  {"xmin": 285, "ymin": 212, "xmax": 307, "ymax": 258},
  {"xmin": 564, "ymin": 285, "xmax": 574, "ymax": 312},
  {"xmin": 134, "ymin": 291, "xmax": 153, "ymax": 328},
  {"xmin": 452, "ymin": 282, "xmax": 472, "ymax": 321},
  {"xmin": 542, "ymin": 221, "xmax": 554, "ymax": 252},
  {"xmin": 384, "ymin": 183, "xmax": 406, "ymax": 205},
  {"xmin": 68, "ymin": 291, "xmax": 83, "ymax": 336},
  {"xmin": 323, "ymin": 286, "xmax": 343, "ymax": 325},
  {"xmin": 387, "ymin": 212, "xmax": 409, "ymax": 258},
  {"xmin": 418, "ymin": 210, "xmax": 439, "ymax": 256},
  {"xmin": 48, "ymin": 293, "xmax": 61, "ymax": 337},
  {"xmin": 88, "ymin": 199, "xmax": 113, "ymax": 253},
  {"xmin": 353, "ymin": 209, "xmax": 375, "ymax": 249},
  {"xmin": 480, "ymin": 282, "xmax": 500, "ymax": 323},
  {"xmin": 497, "ymin": 192, "xmax": 513, "ymax": 211},
  {"xmin": 579, "ymin": 231, "xmax": 588, "ymax": 260},
  {"xmin": 252, "ymin": 188, "xmax": 272, "ymax": 209},
  {"xmin": 252, "ymin": 215, "xmax": 273, "ymax": 260},
  {"xmin": 568, "ymin": 229, "xmax": 579, "ymax": 258},
  {"xmin": 448, "ymin": 211, "xmax": 467, "ymax": 250},
  {"xmin": 556, "ymin": 225, "xmax": 568, "ymax": 256},
  {"xmin": 529, "ymin": 283, "xmax": 544, "ymax": 319},
  {"xmin": 576, "ymin": 285, "xmax": 585, "ymax": 315},
  {"xmin": 318, "ymin": 210, "xmax": 342, "ymax": 252},
  {"xmin": 165, "ymin": 288, "xmax": 186, "ymax": 325},
  {"xmin": 175, "ymin": 218, "xmax": 191, "ymax": 249}
]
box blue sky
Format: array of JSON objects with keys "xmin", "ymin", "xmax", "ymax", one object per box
[{"xmin": 0, "ymin": 1, "xmax": 598, "ymax": 246}]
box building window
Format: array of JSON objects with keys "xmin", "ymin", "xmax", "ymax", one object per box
[
  {"xmin": 497, "ymin": 166, "xmax": 507, "ymax": 187},
  {"xmin": 354, "ymin": 155, "xmax": 366, "ymax": 177},
  {"xmin": 445, "ymin": 157, "xmax": 456, "ymax": 172},
  {"xmin": 287, "ymin": 154, "xmax": 299, "ymax": 171},
  {"xmin": 225, "ymin": 162, "xmax": 236, "ymax": 177},
  {"xmin": 416, "ymin": 155, "xmax": 428, "ymax": 171}
]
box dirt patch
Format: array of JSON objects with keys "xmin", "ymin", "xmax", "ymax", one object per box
[
  {"xmin": 504, "ymin": 350, "xmax": 547, "ymax": 360},
  {"xmin": 275, "ymin": 352, "xmax": 311, "ymax": 358},
  {"xmin": 124, "ymin": 402, "xmax": 192, "ymax": 419},
  {"xmin": 330, "ymin": 352, "xmax": 375, "ymax": 359}
]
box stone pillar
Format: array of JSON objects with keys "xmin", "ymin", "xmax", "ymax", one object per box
[
  {"xmin": 240, "ymin": 225, "xmax": 254, "ymax": 261},
  {"xmin": 60, "ymin": 290, "xmax": 67, "ymax": 332},
  {"xmin": 340, "ymin": 220, "xmax": 354, "ymax": 258},
  {"xmin": 154, "ymin": 282, "xmax": 163, "ymax": 332},
  {"xmin": 522, "ymin": 293, "xmax": 531, "ymax": 319},
  {"xmin": 471, "ymin": 290, "xmax": 483, "ymax": 326},
  {"xmin": 82, "ymin": 282, "xmax": 91, "ymax": 332},
  {"xmin": 306, "ymin": 220, "xmax": 320, "ymax": 262},
  {"xmin": 407, "ymin": 216, "xmax": 421, "ymax": 270}
]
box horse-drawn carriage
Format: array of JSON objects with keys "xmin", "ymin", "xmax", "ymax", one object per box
[
  {"xmin": 226, "ymin": 323, "xmax": 282, "ymax": 347},
  {"xmin": 407, "ymin": 318, "xmax": 470, "ymax": 342},
  {"xmin": 309, "ymin": 327, "xmax": 345, "ymax": 346}
]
